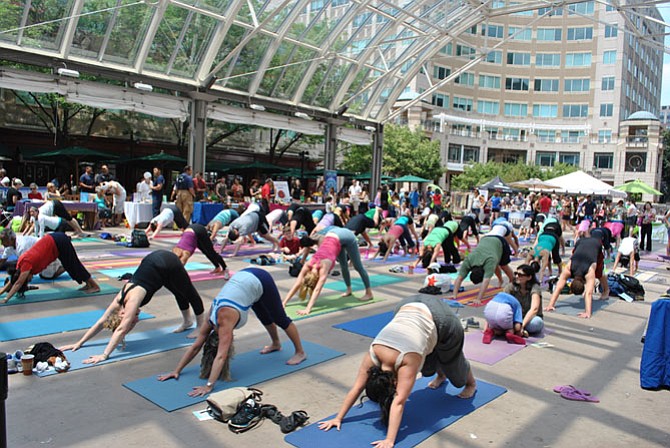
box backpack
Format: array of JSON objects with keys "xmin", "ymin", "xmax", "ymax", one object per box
[
  {"xmin": 617, "ymin": 274, "xmax": 645, "ymax": 299},
  {"xmin": 206, "ymin": 387, "xmax": 263, "ymax": 423},
  {"xmin": 288, "ymin": 259, "xmax": 303, "ymax": 277},
  {"xmin": 130, "ymin": 229, "xmax": 150, "ymax": 248},
  {"xmin": 175, "ymin": 174, "xmax": 187, "ymax": 190}
]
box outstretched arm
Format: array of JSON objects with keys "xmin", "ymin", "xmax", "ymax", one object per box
[
  {"xmin": 283, "ymin": 265, "xmax": 310, "ymax": 306},
  {"xmin": 297, "ymin": 269, "xmax": 329, "ymax": 316},
  {"xmin": 60, "ymin": 296, "xmax": 122, "ymax": 352},
  {"xmin": 1, "ymin": 270, "xmax": 31, "ymax": 304}
]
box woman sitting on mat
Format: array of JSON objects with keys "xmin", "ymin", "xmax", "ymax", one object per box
[
  {"xmin": 158, "ymin": 268, "xmax": 307, "ymax": 397},
  {"xmin": 145, "ymin": 204, "xmax": 190, "ymax": 239},
  {"xmin": 206, "ymin": 208, "xmax": 239, "ymax": 241},
  {"xmin": 283, "ymin": 227, "xmax": 373, "ymax": 315},
  {"xmin": 0, "ymin": 232, "xmax": 99, "ymax": 303},
  {"xmin": 60, "ymin": 250, "xmax": 207, "ymax": 363},
  {"xmin": 319, "ymin": 295, "xmax": 476, "ymax": 448},
  {"xmin": 504, "ymin": 264, "xmax": 544, "ymax": 335},
  {"xmin": 172, "ymin": 224, "xmax": 230, "ymax": 278},
  {"xmin": 481, "ymin": 292, "xmax": 526, "ymax": 345}
]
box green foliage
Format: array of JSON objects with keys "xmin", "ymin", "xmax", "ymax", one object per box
[
  {"xmin": 451, "ymin": 161, "xmax": 579, "ymax": 190},
  {"xmin": 661, "ymin": 129, "xmax": 670, "ymax": 196},
  {"xmin": 341, "ymin": 124, "xmax": 442, "ymax": 181}
]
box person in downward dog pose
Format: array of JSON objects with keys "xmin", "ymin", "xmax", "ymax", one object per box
[{"xmin": 172, "ymin": 224, "xmax": 230, "ymax": 278}]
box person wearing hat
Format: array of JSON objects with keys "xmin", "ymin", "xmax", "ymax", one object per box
[
  {"xmin": 136, "ymin": 172, "xmax": 153, "ymax": 203},
  {"xmin": 5, "ymin": 179, "xmax": 23, "ymax": 212},
  {"xmin": 99, "ymin": 180, "xmax": 127, "ymax": 226}
]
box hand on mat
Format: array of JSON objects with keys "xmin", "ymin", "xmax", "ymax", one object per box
[
  {"xmin": 83, "ymin": 354, "xmax": 107, "ymax": 365},
  {"xmin": 318, "ymin": 418, "xmax": 341, "ymax": 431},
  {"xmin": 296, "ymin": 309, "xmax": 311, "ymax": 316},
  {"xmin": 59, "ymin": 343, "xmax": 81, "ymax": 352},
  {"xmin": 544, "ymin": 305, "xmax": 556, "ymax": 312},
  {"xmin": 188, "ymin": 384, "xmax": 212, "ymax": 397},
  {"xmin": 371, "ymin": 439, "xmax": 394, "ymax": 448},
  {"xmin": 157, "ymin": 372, "xmax": 179, "ymax": 382}
]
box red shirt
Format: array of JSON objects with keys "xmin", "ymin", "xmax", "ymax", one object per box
[
  {"xmin": 539, "ymin": 196, "xmax": 552, "ymax": 213},
  {"xmin": 433, "ymin": 193, "xmax": 442, "ymax": 206},
  {"xmin": 280, "ymin": 237, "xmax": 300, "ymax": 254},
  {"xmin": 261, "ymin": 184, "xmax": 272, "ymax": 200},
  {"xmin": 17, "ymin": 234, "xmax": 58, "ymax": 274},
  {"xmin": 28, "ymin": 192, "xmax": 44, "ymax": 200}
]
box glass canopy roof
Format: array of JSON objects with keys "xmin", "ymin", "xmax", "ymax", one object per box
[{"xmin": 0, "ymin": 0, "xmax": 667, "ymax": 122}]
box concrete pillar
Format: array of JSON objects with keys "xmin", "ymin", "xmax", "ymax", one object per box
[
  {"xmin": 189, "ymin": 99, "xmax": 207, "ymax": 173},
  {"xmin": 370, "ymin": 125, "xmax": 384, "ymax": 197},
  {"xmin": 324, "ymin": 123, "xmax": 338, "ymax": 171}
]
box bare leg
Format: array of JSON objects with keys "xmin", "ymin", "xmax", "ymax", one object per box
[
  {"xmin": 282, "ymin": 323, "xmax": 307, "ymax": 365},
  {"xmin": 261, "ymin": 323, "xmax": 282, "ymax": 354},
  {"xmin": 79, "ymin": 277, "xmax": 100, "ymax": 293},
  {"xmin": 457, "ymin": 368, "xmax": 477, "ymax": 399},
  {"xmin": 428, "ymin": 367, "xmax": 447, "ymax": 389},
  {"xmin": 174, "ymin": 309, "xmax": 195, "ymax": 335},
  {"xmin": 359, "ymin": 287, "xmax": 374, "ymax": 302}
]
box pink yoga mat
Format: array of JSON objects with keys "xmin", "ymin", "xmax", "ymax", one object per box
[
  {"xmin": 463, "ymin": 329, "xmax": 552, "ymax": 365},
  {"xmin": 187, "ymin": 271, "xmax": 234, "ymax": 283}
]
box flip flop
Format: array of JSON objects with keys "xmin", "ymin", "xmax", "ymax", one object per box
[
  {"xmin": 560, "ymin": 388, "xmax": 599, "ymax": 403},
  {"xmin": 552, "ymin": 385, "xmax": 592, "ymax": 396}
]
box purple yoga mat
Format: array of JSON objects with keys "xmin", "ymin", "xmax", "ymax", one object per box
[
  {"xmin": 463, "ymin": 329, "xmax": 553, "ymax": 365},
  {"xmin": 638, "ymin": 259, "xmax": 665, "ymax": 270},
  {"xmin": 110, "ymin": 249, "xmax": 153, "ymax": 258}
]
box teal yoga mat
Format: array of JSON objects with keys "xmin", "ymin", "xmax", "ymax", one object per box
[
  {"xmin": 325, "ymin": 274, "xmax": 407, "ymax": 292},
  {"xmin": 1, "ymin": 273, "xmax": 74, "ymax": 284},
  {"xmin": 97, "ymin": 261, "xmax": 211, "ymax": 279},
  {"xmin": 0, "ymin": 310, "xmax": 154, "ymax": 342},
  {"xmin": 123, "ymin": 340, "xmax": 344, "ymax": 411},
  {"xmin": 0, "ymin": 283, "xmax": 119, "ymax": 307},
  {"xmin": 72, "ymin": 237, "xmax": 106, "ymax": 243},
  {"xmin": 36, "ymin": 327, "xmax": 194, "ymax": 377},
  {"xmin": 285, "ymin": 377, "xmax": 507, "ymax": 448}
]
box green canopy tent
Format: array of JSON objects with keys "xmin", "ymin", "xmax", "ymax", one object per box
[
  {"xmin": 390, "ymin": 175, "xmax": 430, "ymax": 183},
  {"xmin": 353, "ymin": 172, "xmax": 393, "ymax": 181},
  {"xmin": 122, "ymin": 151, "xmax": 186, "ymax": 164},
  {"xmin": 32, "ymin": 146, "xmax": 120, "ymax": 186},
  {"xmin": 614, "ymin": 179, "xmax": 662, "ymax": 196}
]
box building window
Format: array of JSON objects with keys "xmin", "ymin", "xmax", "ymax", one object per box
[
  {"xmin": 605, "ymin": 24, "xmax": 618, "ymax": 38},
  {"xmin": 565, "ymin": 52, "xmax": 592, "ymax": 67},
  {"xmin": 433, "ymin": 66, "xmax": 451, "ymax": 80},
  {"xmin": 507, "ymin": 52, "xmax": 531, "ymax": 65},
  {"xmin": 485, "ymin": 51, "xmax": 502, "ymax": 64},
  {"xmin": 456, "ymin": 45, "xmax": 476, "ymax": 59},
  {"xmin": 464, "ymin": 146, "xmax": 479, "ymax": 162},
  {"xmin": 508, "ymin": 27, "xmax": 532, "ymax": 40},
  {"xmin": 563, "ymin": 104, "xmax": 589, "ymax": 117},
  {"xmin": 538, "ymin": 6, "xmax": 562, "ymax": 16},
  {"xmin": 536, "ymin": 28, "xmax": 562, "ymax": 41},
  {"xmin": 564, "ymin": 78, "xmax": 590, "ymax": 92},
  {"xmin": 559, "ymin": 152, "xmax": 581, "ymax": 166},
  {"xmin": 625, "ymin": 152, "xmax": 647, "ymax": 172},
  {"xmin": 533, "ymin": 104, "xmax": 558, "ymax": 118},
  {"xmin": 603, "ymin": 50, "xmax": 616, "ymax": 64},
  {"xmin": 477, "ymin": 100, "xmax": 500, "ymax": 115},
  {"xmin": 601, "ymin": 76, "xmax": 615, "ymax": 91},
  {"xmin": 568, "ymin": 2, "xmax": 594, "ymax": 15},
  {"xmin": 505, "ymin": 77, "xmax": 530, "ymax": 91},
  {"xmin": 536, "ymin": 151, "xmax": 556, "ymax": 167},
  {"xmin": 431, "ymin": 93, "xmax": 449, "ymax": 108},
  {"xmin": 598, "ymin": 130, "xmax": 613, "ymax": 143},
  {"xmin": 561, "ymin": 130, "xmax": 584, "ymax": 143},
  {"xmin": 605, "ymin": 2, "xmax": 615, "ymax": 11},
  {"xmin": 439, "ymin": 43, "xmax": 452, "ymax": 55},
  {"xmin": 536, "ymin": 53, "xmax": 561, "ymax": 67},
  {"xmin": 567, "ymin": 27, "xmax": 593, "ymax": 40},
  {"xmin": 479, "ymin": 74, "xmax": 501, "ymax": 89},
  {"xmin": 594, "ymin": 152, "xmax": 614, "ymax": 169},
  {"xmin": 600, "ymin": 103, "xmax": 614, "ymax": 117},
  {"xmin": 453, "ymin": 96, "xmax": 473, "ymax": 111},
  {"xmin": 448, "ymin": 144, "xmax": 461, "ymax": 163},
  {"xmin": 455, "ymin": 72, "xmax": 475, "ymax": 86},
  {"xmin": 482, "ymin": 24, "xmax": 504, "ymax": 38},
  {"xmin": 534, "ymin": 78, "xmax": 559, "ymax": 92},
  {"xmin": 536, "ymin": 130, "xmax": 556, "ymax": 142},
  {"xmin": 504, "ymin": 103, "xmax": 528, "ymax": 117}
]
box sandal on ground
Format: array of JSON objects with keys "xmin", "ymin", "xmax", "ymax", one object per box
[{"xmin": 279, "ymin": 410, "xmax": 309, "ymax": 434}]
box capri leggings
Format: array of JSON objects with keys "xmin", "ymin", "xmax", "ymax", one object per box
[
  {"xmin": 165, "ymin": 204, "xmax": 189, "ymax": 230},
  {"xmin": 132, "ymin": 250, "xmax": 204, "ymax": 315},
  {"xmin": 52, "ymin": 200, "xmax": 74, "ymax": 222},
  {"xmin": 190, "ymin": 224, "xmax": 227, "ymax": 270},
  {"xmin": 50, "ymin": 232, "xmax": 91, "ymax": 283},
  {"xmin": 244, "ymin": 267, "xmax": 292, "ymax": 330},
  {"xmin": 326, "ymin": 226, "xmax": 371, "ymax": 289},
  {"xmin": 345, "ymin": 214, "xmax": 375, "ymax": 235}
]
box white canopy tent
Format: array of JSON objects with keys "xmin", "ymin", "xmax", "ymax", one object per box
[{"xmin": 545, "ymin": 171, "xmax": 627, "ymax": 198}]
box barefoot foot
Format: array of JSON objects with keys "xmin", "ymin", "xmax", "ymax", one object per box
[
  {"xmin": 79, "ymin": 285, "xmax": 100, "ymax": 293},
  {"xmin": 173, "ymin": 321, "xmax": 194, "ymax": 334},
  {"xmin": 286, "ymin": 352, "xmax": 307, "ymax": 365},
  {"xmin": 210, "ymin": 267, "xmax": 223, "ymax": 275},
  {"xmin": 458, "ymin": 384, "xmax": 477, "ymax": 399},
  {"xmin": 358, "ymin": 293, "xmax": 374, "ymax": 302},
  {"xmin": 260, "ymin": 344, "xmax": 281, "ymax": 355},
  {"xmin": 428, "ymin": 374, "xmax": 447, "ymax": 389},
  {"xmin": 340, "ymin": 290, "xmax": 353, "ymax": 298}
]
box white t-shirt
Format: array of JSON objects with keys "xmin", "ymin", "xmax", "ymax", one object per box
[
  {"xmin": 349, "ymin": 184, "xmax": 362, "ymax": 201},
  {"xmin": 2, "ymin": 235, "xmax": 38, "ymax": 259},
  {"xmin": 39, "ymin": 201, "xmax": 55, "ymax": 216},
  {"xmin": 36, "ymin": 214, "xmax": 62, "ymax": 237},
  {"xmin": 151, "ymin": 207, "xmax": 174, "ymax": 227},
  {"xmin": 618, "ymin": 237, "xmax": 638, "ymax": 256}
]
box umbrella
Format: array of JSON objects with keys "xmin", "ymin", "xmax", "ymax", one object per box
[
  {"xmin": 614, "ymin": 179, "xmax": 662, "ymax": 196},
  {"xmin": 123, "ymin": 150, "xmax": 186, "ymax": 164},
  {"xmin": 33, "ymin": 146, "xmax": 119, "ymax": 160},
  {"xmin": 479, "ymin": 176, "xmax": 515, "ymax": 193},
  {"xmin": 353, "ymin": 172, "xmax": 393, "ymax": 181},
  {"xmin": 426, "ymin": 183, "xmax": 443, "ymax": 194},
  {"xmin": 510, "ymin": 178, "xmax": 560, "ymax": 190},
  {"xmin": 390, "ymin": 175, "xmax": 430, "ymax": 183}
]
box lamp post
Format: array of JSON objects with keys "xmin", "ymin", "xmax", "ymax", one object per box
[{"xmin": 300, "ymin": 151, "xmax": 308, "ymax": 194}]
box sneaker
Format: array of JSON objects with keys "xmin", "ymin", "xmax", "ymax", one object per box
[
  {"xmin": 466, "ymin": 317, "xmax": 480, "ymax": 329},
  {"xmin": 228, "ymin": 398, "xmax": 262, "ymax": 433},
  {"xmin": 482, "ymin": 328, "xmax": 494, "ymax": 344}
]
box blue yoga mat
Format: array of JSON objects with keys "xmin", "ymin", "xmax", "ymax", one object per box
[
  {"xmin": 0, "ymin": 283, "xmax": 119, "ymax": 307},
  {"xmin": 124, "ymin": 340, "xmax": 344, "ymax": 412},
  {"xmin": 553, "ymin": 295, "xmax": 612, "ymax": 316},
  {"xmin": 325, "ymin": 274, "xmax": 407, "ymax": 292},
  {"xmin": 37, "ymin": 327, "xmax": 194, "ymax": 377},
  {"xmin": 1, "ymin": 273, "xmax": 75, "ymax": 285},
  {"xmin": 0, "ymin": 310, "xmax": 154, "ymax": 342},
  {"xmin": 285, "ymin": 377, "xmax": 506, "ymax": 448},
  {"xmin": 97, "ymin": 261, "xmax": 211, "ymax": 279}
]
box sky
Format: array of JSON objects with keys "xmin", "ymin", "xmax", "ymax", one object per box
[{"xmin": 660, "ymin": 6, "xmax": 670, "ymax": 105}]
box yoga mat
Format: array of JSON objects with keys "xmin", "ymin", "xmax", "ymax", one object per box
[
  {"xmin": 109, "ymin": 249, "xmax": 153, "ymax": 258},
  {"xmin": 84, "ymin": 259, "xmax": 143, "ymax": 270},
  {"xmin": 224, "ymin": 247, "xmax": 274, "ymax": 257},
  {"xmin": 462, "ymin": 329, "xmax": 553, "ymax": 366},
  {"xmin": 0, "ymin": 310, "xmax": 154, "ymax": 342},
  {"xmin": 325, "ymin": 274, "xmax": 407, "ymax": 292},
  {"xmin": 638, "ymin": 260, "xmax": 665, "ymax": 270},
  {"xmin": 1, "ymin": 273, "xmax": 73, "ymax": 285},
  {"xmin": 285, "ymin": 377, "xmax": 507, "ymax": 448},
  {"xmin": 151, "ymin": 233, "xmax": 182, "ymax": 239},
  {"xmin": 36, "ymin": 326, "xmax": 193, "ymax": 377},
  {"xmin": 552, "ymin": 295, "xmax": 612, "ymax": 316},
  {"xmin": 123, "ymin": 340, "xmax": 344, "ymax": 412},
  {"xmin": 367, "ymin": 253, "xmax": 414, "ymax": 264},
  {"xmin": 72, "ymin": 237, "xmax": 106, "ymax": 243},
  {"xmin": 0, "ymin": 283, "xmax": 119, "ymax": 307},
  {"xmin": 285, "ymin": 294, "xmax": 385, "ymax": 321},
  {"xmin": 97, "ymin": 262, "xmax": 211, "ymax": 279},
  {"xmin": 456, "ymin": 286, "xmax": 503, "ymax": 307},
  {"xmin": 187, "ymin": 271, "xmax": 234, "ymax": 283}
]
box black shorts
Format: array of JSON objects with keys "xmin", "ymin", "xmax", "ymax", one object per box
[{"xmin": 53, "ymin": 200, "xmax": 73, "ymax": 222}]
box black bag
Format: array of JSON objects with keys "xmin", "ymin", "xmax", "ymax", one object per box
[
  {"xmin": 175, "ymin": 174, "xmax": 187, "ymax": 190},
  {"xmin": 130, "ymin": 229, "xmax": 150, "ymax": 248},
  {"xmin": 288, "ymin": 259, "xmax": 303, "ymax": 277},
  {"xmin": 617, "ymin": 274, "xmax": 645, "ymax": 299}
]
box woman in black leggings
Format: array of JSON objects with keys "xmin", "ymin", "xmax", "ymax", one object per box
[
  {"xmin": 173, "ymin": 224, "xmax": 229, "ymax": 278},
  {"xmin": 60, "ymin": 250, "xmax": 205, "ymax": 364}
]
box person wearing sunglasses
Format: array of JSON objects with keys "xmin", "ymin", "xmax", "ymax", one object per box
[{"xmin": 504, "ymin": 264, "xmax": 544, "ymax": 335}]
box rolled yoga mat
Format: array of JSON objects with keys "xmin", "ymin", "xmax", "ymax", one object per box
[
  {"xmin": 123, "ymin": 340, "xmax": 344, "ymax": 412},
  {"xmin": 0, "ymin": 310, "xmax": 153, "ymax": 342},
  {"xmin": 285, "ymin": 377, "xmax": 507, "ymax": 448}
]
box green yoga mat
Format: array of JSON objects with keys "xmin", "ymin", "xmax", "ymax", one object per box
[
  {"xmin": 324, "ymin": 274, "xmax": 407, "ymax": 292},
  {"xmin": 285, "ymin": 293, "xmax": 385, "ymax": 320},
  {"xmin": 72, "ymin": 237, "xmax": 106, "ymax": 243},
  {"xmin": 0, "ymin": 283, "xmax": 119, "ymax": 307}
]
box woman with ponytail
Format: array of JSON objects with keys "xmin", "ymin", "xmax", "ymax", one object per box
[{"xmin": 319, "ymin": 296, "xmax": 476, "ymax": 447}]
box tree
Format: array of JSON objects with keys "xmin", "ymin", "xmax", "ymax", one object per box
[
  {"xmin": 342, "ymin": 124, "xmax": 442, "ymax": 180},
  {"xmin": 661, "ymin": 128, "xmax": 670, "ymax": 196},
  {"xmin": 451, "ymin": 161, "xmax": 579, "ymax": 190}
]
